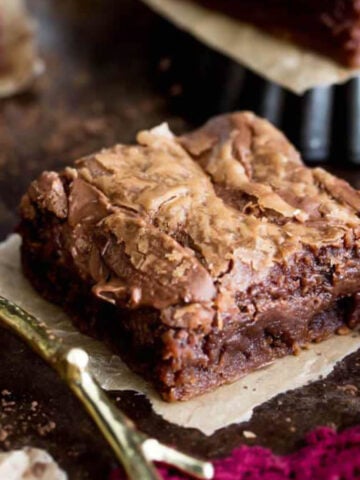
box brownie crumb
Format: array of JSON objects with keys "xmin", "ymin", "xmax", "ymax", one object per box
[
  {"xmin": 158, "ymin": 57, "xmax": 172, "ymax": 72},
  {"xmin": 0, "ymin": 390, "xmax": 57, "ymax": 448},
  {"xmin": 37, "ymin": 420, "xmax": 56, "ymax": 437},
  {"xmin": 337, "ymin": 326, "xmax": 351, "ymax": 335},
  {"xmin": 337, "ymin": 384, "xmax": 358, "ymax": 396},
  {"xmin": 30, "ymin": 461, "xmax": 47, "ymax": 477}
]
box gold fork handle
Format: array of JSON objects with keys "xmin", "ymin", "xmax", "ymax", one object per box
[
  {"xmin": 65, "ymin": 349, "xmax": 161, "ymax": 480},
  {"xmin": 0, "ymin": 297, "xmax": 213, "ymax": 480},
  {"xmin": 0, "ymin": 297, "xmax": 160, "ymax": 480}
]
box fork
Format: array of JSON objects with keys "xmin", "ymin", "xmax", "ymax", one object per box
[{"xmin": 0, "ymin": 296, "xmax": 214, "ymax": 480}]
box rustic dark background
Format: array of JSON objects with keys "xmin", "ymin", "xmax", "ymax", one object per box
[{"xmin": 1, "ymin": 1, "xmax": 360, "ymax": 479}]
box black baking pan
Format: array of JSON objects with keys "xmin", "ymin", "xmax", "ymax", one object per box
[{"xmin": 154, "ymin": 19, "xmax": 360, "ymax": 166}]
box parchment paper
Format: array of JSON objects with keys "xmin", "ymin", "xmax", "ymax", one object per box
[
  {"xmin": 1, "ymin": 234, "xmax": 359, "ymax": 436},
  {"xmin": 141, "ymin": 0, "xmax": 360, "ymax": 94},
  {"xmin": 0, "ymin": 0, "xmax": 44, "ymax": 98}
]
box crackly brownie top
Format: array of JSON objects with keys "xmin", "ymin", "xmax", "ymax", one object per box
[{"xmin": 21, "ymin": 112, "xmax": 360, "ymax": 328}]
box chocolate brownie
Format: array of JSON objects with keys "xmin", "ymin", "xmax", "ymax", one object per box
[
  {"xmin": 193, "ymin": 0, "xmax": 360, "ymax": 67},
  {"xmin": 18, "ymin": 112, "xmax": 360, "ymax": 401}
]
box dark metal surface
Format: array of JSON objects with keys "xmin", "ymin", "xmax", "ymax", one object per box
[
  {"xmin": 348, "ymin": 78, "xmax": 360, "ymax": 164},
  {"xmin": 0, "ymin": 1, "xmax": 360, "ymax": 479}
]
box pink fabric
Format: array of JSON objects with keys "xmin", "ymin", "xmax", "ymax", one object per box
[{"xmin": 110, "ymin": 426, "xmax": 360, "ymax": 480}]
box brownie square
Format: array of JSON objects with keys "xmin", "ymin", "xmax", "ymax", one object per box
[
  {"xmin": 193, "ymin": 0, "xmax": 360, "ymax": 67},
  {"xmin": 19, "ymin": 112, "xmax": 360, "ymax": 400}
]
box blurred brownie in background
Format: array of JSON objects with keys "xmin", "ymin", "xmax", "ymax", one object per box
[{"xmin": 194, "ymin": 0, "xmax": 360, "ymax": 67}]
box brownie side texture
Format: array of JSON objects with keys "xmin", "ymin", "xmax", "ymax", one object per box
[
  {"xmin": 193, "ymin": 0, "xmax": 360, "ymax": 67},
  {"xmin": 19, "ymin": 112, "xmax": 360, "ymax": 401}
]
